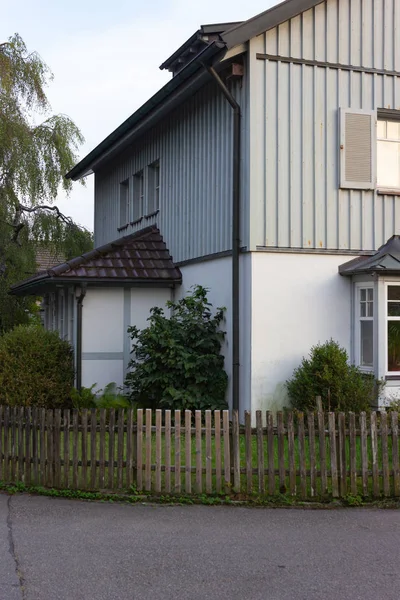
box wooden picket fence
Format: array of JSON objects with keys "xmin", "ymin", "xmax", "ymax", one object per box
[{"xmin": 0, "ymin": 406, "xmax": 399, "ymax": 499}]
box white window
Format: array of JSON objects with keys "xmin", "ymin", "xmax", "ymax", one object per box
[
  {"xmin": 387, "ymin": 285, "xmax": 400, "ymax": 373},
  {"xmin": 377, "ymin": 119, "xmax": 400, "ymax": 190},
  {"xmin": 132, "ymin": 170, "xmax": 144, "ymax": 221},
  {"xmin": 119, "ymin": 179, "xmax": 130, "ymax": 226},
  {"xmin": 356, "ymin": 286, "xmax": 374, "ymax": 369}
]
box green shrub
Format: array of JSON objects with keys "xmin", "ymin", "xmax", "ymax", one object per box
[
  {"xmin": 286, "ymin": 339, "xmax": 381, "ymax": 412},
  {"xmin": 0, "ymin": 324, "xmax": 74, "ymax": 408},
  {"xmin": 70, "ymin": 382, "xmax": 131, "ymax": 410},
  {"xmin": 125, "ymin": 285, "xmax": 228, "ymax": 412}
]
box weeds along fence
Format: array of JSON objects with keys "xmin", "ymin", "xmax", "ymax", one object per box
[{"xmin": 0, "ymin": 406, "xmax": 399, "ymax": 499}]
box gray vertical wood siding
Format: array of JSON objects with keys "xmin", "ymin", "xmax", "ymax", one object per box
[
  {"xmin": 249, "ymin": 0, "xmax": 400, "ymax": 252},
  {"xmin": 94, "ymin": 77, "xmax": 248, "ymax": 263}
]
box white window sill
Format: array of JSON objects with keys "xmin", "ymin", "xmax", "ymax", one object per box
[{"xmin": 377, "ymin": 188, "xmax": 400, "ymax": 196}]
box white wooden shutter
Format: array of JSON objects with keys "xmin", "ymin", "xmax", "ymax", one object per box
[{"xmin": 339, "ymin": 108, "xmax": 376, "ymax": 189}]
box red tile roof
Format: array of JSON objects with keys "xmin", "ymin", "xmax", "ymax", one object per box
[{"xmin": 11, "ymin": 226, "xmax": 181, "ymax": 294}]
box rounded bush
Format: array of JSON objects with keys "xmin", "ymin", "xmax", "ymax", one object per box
[
  {"xmin": 0, "ymin": 325, "xmax": 75, "ymax": 408},
  {"xmin": 286, "ymin": 339, "xmax": 380, "ymax": 412}
]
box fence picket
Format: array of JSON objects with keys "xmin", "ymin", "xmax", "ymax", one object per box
[
  {"xmin": 256, "ymin": 411, "xmax": 265, "ymax": 494},
  {"xmin": 360, "ymin": 412, "xmax": 368, "ymax": 496},
  {"xmin": 381, "ymin": 411, "xmax": 389, "ymax": 497},
  {"xmin": 40, "ymin": 409, "xmax": 46, "ymax": 486},
  {"xmin": 32, "ymin": 408, "xmax": 38, "ymax": 485},
  {"xmin": 245, "ymin": 411, "xmax": 252, "ymax": 494},
  {"xmin": 126, "ymin": 409, "xmax": 133, "ymax": 489},
  {"xmin": 328, "ymin": 413, "xmax": 338, "ymax": 498},
  {"xmin": 307, "ymin": 412, "xmax": 316, "ymax": 497},
  {"xmin": 46, "ymin": 410, "xmax": 53, "ymax": 488},
  {"xmin": 298, "ymin": 412, "xmax": 306, "ymax": 499},
  {"xmin": 215, "ymin": 411, "xmax": 221, "ymax": 494},
  {"xmin": 155, "ymin": 410, "xmax": 162, "ymax": 493},
  {"xmin": 54, "ymin": 409, "xmax": 61, "ymax": 488},
  {"xmin": 25, "ymin": 407, "xmax": 31, "ymax": 486},
  {"xmin": 18, "ymin": 407, "xmax": 24, "ymax": 483},
  {"xmin": 90, "ymin": 409, "xmax": 97, "ymax": 490},
  {"xmin": 267, "ymin": 411, "xmax": 275, "ymax": 495},
  {"xmin": 174, "ymin": 410, "xmax": 181, "ymax": 493},
  {"xmin": 232, "ymin": 410, "xmax": 240, "ymax": 493},
  {"xmin": 3, "ymin": 407, "xmax": 9, "ymax": 482},
  {"xmin": 136, "ymin": 409, "xmax": 143, "ymax": 492},
  {"xmin": 317, "ymin": 410, "xmax": 327, "ymax": 496},
  {"xmin": 391, "ymin": 412, "xmax": 399, "ymax": 497},
  {"xmin": 11, "ymin": 407, "xmax": 17, "ymax": 482},
  {"xmin": 185, "ymin": 410, "xmax": 192, "ymax": 494},
  {"xmin": 145, "ymin": 409, "xmax": 152, "ymax": 492},
  {"xmin": 108, "ymin": 409, "xmax": 115, "ymax": 489},
  {"xmin": 117, "ymin": 409, "xmax": 124, "ymax": 489},
  {"xmin": 99, "ymin": 409, "xmax": 106, "ymax": 489},
  {"xmin": 223, "ymin": 411, "xmax": 230, "ymax": 494},
  {"xmin": 338, "ymin": 412, "xmax": 346, "ymax": 497},
  {"xmin": 63, "ymin": 409, "xmax": 70, "ymax": 489},
  {"xmin": 287, "ymin": 412, "xmax": 295, "ymax": 495},
  {"xmin": 81, "ymin": 409, "xmax": 88, "ymax": 490},
  {"xmin": 277, "ymin": 412, "xmax": 285, "ymax": 493},
  {"xmin": 195, "ymin": 411, "xmax": 202, "ymax": 494},
  {"xmin": 205, "ymin": 411, "xmax": 212, "ymax": 494},
  {"xmin": 164, "ymin": 410, "xmax": 171, "ymax": 494},
  {"xmin": 370, "ymin": 412, "xmax": 379, "ymax": 498},
  {"xmin": 349, "ymin": 412, "xmax": 357, "ymax": 495}
]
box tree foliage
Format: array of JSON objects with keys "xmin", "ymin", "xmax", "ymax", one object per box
[
  {"xmin": 125, "ymin": 286, "xmax": 229, "ymax": 411},
  {"xmin": 0, "ymin": 34, "xmax": 92, "ymax": 331},
  {"xmin": 286, "ymin": 339, "xmax": 381, "ymax": 412}
]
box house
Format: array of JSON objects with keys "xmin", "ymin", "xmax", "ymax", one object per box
[{"xmin": 12, "ymin": 0, "xmax": 400, "ymax": 415}]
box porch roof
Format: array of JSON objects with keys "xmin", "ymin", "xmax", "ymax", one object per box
[
  {"xmin": 11, "ymin": 226, "xmax": 182, "ymax": 295},
  {"xmin": 339, "ymin": 235, "xmax": 400, "ymax": 276}
]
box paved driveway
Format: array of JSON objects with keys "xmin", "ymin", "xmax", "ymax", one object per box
[{"xmin": 0, "ymin": 494, "xmax": 399, "ymax": 600}]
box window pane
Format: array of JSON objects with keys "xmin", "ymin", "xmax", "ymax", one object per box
[
  {"xmin": 360, "ymin": 303, "xmax": 366, "ymax": 317},
  {"xmin": 360, "ymin": 289, "xmax": 366, "ymax": 301},
  {"xmin": 367, "ymin": 288, "xmax": 373, "ymax": 301},
  {"xmin": 387, "ymin": 120, "xmax": 400, "ymax": 140},
  {"xmin": 361, "ymin": 321, "xmax": 373, "ymax": 367},
  {"xmin": 377, "ymin": 140, "xmax": 400, "ymax": 188},
  {"xmin": 367, "ymin": 301, "xmax": 373, "ymax": 317},
  {"xmin": 388, "ymin": 302, "xmax": 400, "ymax": 317},
  {"xmin": 377, "ymin": 119, "xmax": 386, "ymax": 138},
  {"xmin": 388, "ymin": 321, "xmax": 400, "ymax": 371},
  {"xmin": 388, "ymin": 286, "xmax": 400, "ymax": 301}
]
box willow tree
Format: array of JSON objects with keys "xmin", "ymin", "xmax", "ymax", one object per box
[{"xmin": 0, "ymin": 34, "xmax": 92, "ymax": 331}]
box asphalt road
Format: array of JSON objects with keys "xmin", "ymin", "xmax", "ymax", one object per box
[{"xmin": 0, "ymin": 494, "xmax": 399, "ymax": 600}]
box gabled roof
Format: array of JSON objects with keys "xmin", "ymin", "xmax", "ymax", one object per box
[
  {"xmin": 222, "ymin": 0, "xmax": 325, "ymax": 48},
  {"xmin": 11, "ymin": 226, "xmax": 182, "ymax": 295},
  {"xmin": 339, "ymin": 236, "xmax": 400, "ymax": 276},
  {"xmin": 66, "ymin": 0, "xmax": 325, "ymax": 181}
]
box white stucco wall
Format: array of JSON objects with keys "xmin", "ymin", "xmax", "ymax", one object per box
[
  {"xmin": 250, "ymin": 252, "xmax": 356, "ymax": 412},
  {"xmin": 178, "ymin": 255, "xmax": 252, "ymax": 414},
  {"xmin": 81, "ymin": 286, "xmax": 172, "ymax": 391}
]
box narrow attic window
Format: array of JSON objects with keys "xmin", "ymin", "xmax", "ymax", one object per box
[
  {"xmin": 119, "ymin": 179, "xmax": 130, "ymax": 226},
  {"xmin": 148, "ymin": 160, "xmax": 160, "ymax": 214},
  {"xmin": 132, "ymin": 170, "xmax": 144, "ymax": 221}
]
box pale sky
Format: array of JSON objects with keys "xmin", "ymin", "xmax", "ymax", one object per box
[{"xmin": 3, "ymin": 0, "xmax": 274, "ymax": 232}]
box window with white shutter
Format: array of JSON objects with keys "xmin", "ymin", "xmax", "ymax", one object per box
[{"xmin": 339, "ymin": 108, "xmax": 376, "ymax": 189}]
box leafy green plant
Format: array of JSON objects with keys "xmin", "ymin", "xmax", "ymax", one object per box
[
  {"xmin": 286, "ymin": 339, "xmax": 381, "ymax": 412},
  {"xmin": 94, "ymin": 383, "xmax": 131, "ymax": 409},
  {"xmin": 70, "ymin": 384, "xmax": 97, "ymax": 410},
  {"xmin": 125, "ymin": 285, "xmax": 228, "ymax": 411},
  {"xmin": 0, "ymin": 324, "xmax": 74, "ymax": 408}
]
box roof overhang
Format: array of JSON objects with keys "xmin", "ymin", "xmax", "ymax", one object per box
[
  {"xmin": 339, "ymin": 236, "xmax": 400, "ymax": 277},
  {"xmin": 222, "ymin": 0, "xmax": 325, "ymax": 48},
  {"xmin": 66, "ymin": 41, "xmax": 227, "ymax": 180}
]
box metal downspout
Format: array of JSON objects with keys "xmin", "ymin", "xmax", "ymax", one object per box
[
  {"xmin": 204, "ymin": 65, "xmax": 241, "ymax": 413},
  {"xmin": 76, "ymin": 283, "xmax": 87, "ymax": 391}
]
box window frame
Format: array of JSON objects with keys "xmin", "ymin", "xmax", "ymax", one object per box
[
  {"xmin": 132, "ymin": 170, "xmax": 144, "ymax": 221},
  {"xmin": 119, "ymin": 178, "xmax": 130, "ymax": 227},
  {"xmin": 376, "ymin": 112, "xmax": 400, "ymax": 192},
  {"xmin": 385, "ymin": 282, "xmax": 400, "ymax": 377},
  {"xmin": 354, "ymin": 282, "xmax": 375, "ymax": 373}
]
